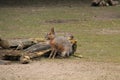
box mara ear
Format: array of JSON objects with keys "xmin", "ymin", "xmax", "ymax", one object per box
[{"xmin": 51, "ymin": 27, "xmax": 55, "ymax": 34}]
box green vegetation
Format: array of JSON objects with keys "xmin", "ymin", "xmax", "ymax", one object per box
[{"xmin": 0, "ymin": 6, "xmax": 120, "ymax": 63}]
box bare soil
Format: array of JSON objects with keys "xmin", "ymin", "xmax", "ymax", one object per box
[{"xmin": 0, "ymin": 59, "xmax": 120, "ymax": 80}]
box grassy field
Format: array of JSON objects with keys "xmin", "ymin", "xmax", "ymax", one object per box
[{"xmin": 0, "ymin": 5, "xmax": 120, "ymax": 63}]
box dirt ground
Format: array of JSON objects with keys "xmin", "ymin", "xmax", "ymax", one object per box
[{"xmin": 0, "ymin": 59, "xmax": 120, "ymax": 80}]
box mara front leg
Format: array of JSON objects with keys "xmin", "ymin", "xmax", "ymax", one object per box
[
  {"xmin": 52, "ymin": 50, "xmax": 57, "ymax": 59},
  {"xmin": 49, "ymin": 49, "xmax": 55, "ymax": 58}
]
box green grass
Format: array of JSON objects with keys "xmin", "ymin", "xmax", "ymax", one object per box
[{"xmin": 0, "ymin": 6, "xmax": 120, "ymax": 63}]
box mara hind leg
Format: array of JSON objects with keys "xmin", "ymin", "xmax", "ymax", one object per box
[
  {"xmin": 61, "ymin": 51, "xmax": 67, "ymax": 58},
  {"xmin": 61, "ymin": 51, "xmax": 70, "ymax": 58}
]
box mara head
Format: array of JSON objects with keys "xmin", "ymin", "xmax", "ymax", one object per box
[{"xmin": 45, "ymin": 27, "xmax": 56, "ymax": 40}]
